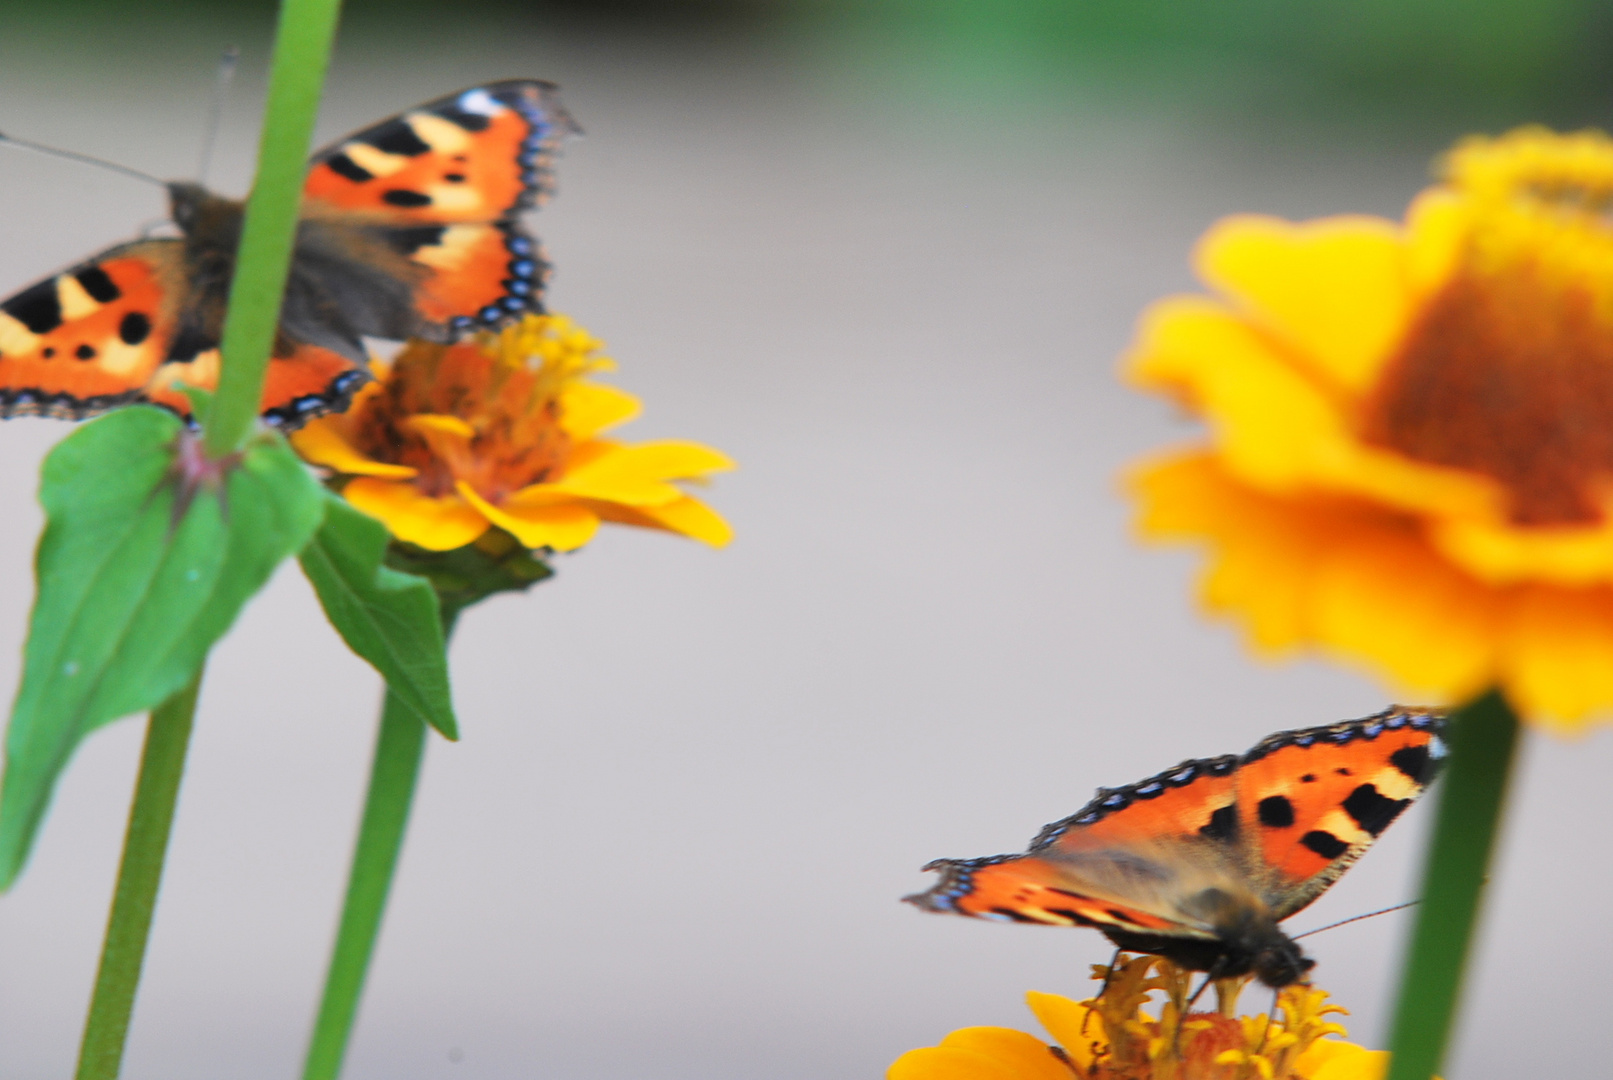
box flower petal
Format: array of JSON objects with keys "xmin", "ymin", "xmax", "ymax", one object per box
[
  {"xmin": 592, "ymin": 495, "xmax": 734, "ymax": 548},
  {"xmin": 291, "ymin": 420, "xmax": 418, "ymax": 479},
  {"xmin": 1024, "ymin": 991, "xmax": 1103, "ymax": 1070},
  {"xmin": 1305, "ymin": 1045, "xmax": 1390, "ymax": 1080},
  {"xmin": 1499, "ymin": 586, "xmax": 1613, "ymax": 730},
  {"xmin": 343, "ymin": 478, "xmax": 488, "ymax": 551},
  {"xmin": 560, "ymin": 382, "xmax": 641, "ymax": 438},
  {"xmin": 1195, "ymin": 214, "xmax": 1413, "ymax": 396},
  {"xmin": 1133, "ymin": 452, "xmax": 1499, "ymax": 701},
  {"xmin": 456, "ymin": 481, "xmax": 600, "ymax": 552},
  {"xmin": 888, "ymin": 1028, "xmax": 1072, "ymax": 1080}
]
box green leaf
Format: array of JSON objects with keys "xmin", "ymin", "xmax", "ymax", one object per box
[
  {"xmin": 0, "ymin": 407, "xmax": 325, "ymax": 888},
  {"xmin": 299, "ymin": 493, "xmax": 457, "ymax": 741}
]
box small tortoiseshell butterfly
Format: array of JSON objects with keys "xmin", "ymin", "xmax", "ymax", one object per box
[
  {"xmin": 0, "ymin": 79, "xmax": 576, "ymax": 429},
  {"xmin": 905, "ymin": 706, "xmax": 1447, "ymax": 987}
]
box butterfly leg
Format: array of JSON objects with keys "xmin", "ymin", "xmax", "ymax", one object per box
[{"xmin": 1080, "ymin": 947, "xmax": 1127, "ymax": 1037}]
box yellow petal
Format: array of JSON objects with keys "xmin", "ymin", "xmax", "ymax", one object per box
[
  {"xmin": 343, "ymin": 478, "xmax": 488, "ymax": 551},
  {"xmin": 1132, "ymin": 452, "xmax": 1498, "ymax": 701},
  {"xmin": 1124, "ymin": 297, "xmax": 1359, "ymax": 493},
  {"xmin": 1195, "ymin": 214, "xmax": 1413, "ymax": 396},
  {"xmin": 291, "ymin": 420, "xmax": 418, "ymax": 479},
  {"xmin": 592, "ymin": 495, "xmax": 734, "ymax": 548},
  {"xmin": 546, "ymin": 441, "xmax": 734, "ymax": 506},
  {"xmin": 560, "ymin": 382, "xmax": 641, "ymax": 438},
  {"xmin": 1024, "ymin": 992, "xmax": 1103, "ymax": 1070},
  {"xmin": 456, "ymin": 481, "xmax": 599, "ymax": 552},
  {"xmin": 1430, "ymin": 510, "xmax": 1613, "ymax": 586},
  {"xmin": 1498, "ymin": 586, "xmax": 1613, "ymax": 730},
  {"xmin": 1307, "ymin": 1046, "xmax": 1389, "ymax": 1080},
  {"xmin": 407, "ymin": 413, "xmax": 477, "ymax": 439},
  {"xmin": 888, "ymin": 1029, "xmax": 1071, "ymax": 1080}
]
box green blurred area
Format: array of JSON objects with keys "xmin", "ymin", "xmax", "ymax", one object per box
[{"xmin": 6, "ymin": 0, "xmax": 1612, "ymax": 129}]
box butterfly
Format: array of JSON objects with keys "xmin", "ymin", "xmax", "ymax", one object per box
[
  {"xmin": 905, "ymin": 706, "xmax": 1447, "ymax": 988},
  {"xmin": 0, "ymin": 79, "xmax": 576, "ymax": 429}
]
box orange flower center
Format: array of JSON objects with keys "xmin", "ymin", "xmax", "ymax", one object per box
[
  {"xmin": 351, "ymin": 341, "xmax": 573, "ymax": 501},
  {"xmin": 1363, "ymin": 262, "xmax": 1613, "ymax": 526}
]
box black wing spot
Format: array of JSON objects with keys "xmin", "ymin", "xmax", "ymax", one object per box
[
  {"xmin": 1257, "ymin": 795, "xmax": 1296, "ymax": 829},
  {"xmin": 74, "ymin": 343, "xmax": 97, "ymax": 360},
  {"xmin": 386, "ymin": 225, "xmax": 448, "ymax": 256},
  {"xmin": 364, "ymin": 119, "xmax": 431, "ymax": 157},
  {"xmin": 1300, "ymin": 773, "xmax": 1317, "ymax": 783},
  {"xmin": 325, "ymin": 152, "xmax": 374, "ymax": 183},
  {"xmin": 119, "ymin": 312, "xmax": 152, "ymax": 346},
  {"xmin": 3, "ymin": 279, "xmax": 63, "ymax": 333},
  {"xmin": 1390, "ymin": 745, "xmax": 1432, "ymax": 780},
  {"xmin": 1199, "ymin": 803, "xmax": 1237, "ymax": 842},
  {"xmin": 443, "ymin": 172, "xmax": 467, "ymax": 183},
  {"xmin": 437, "ymin": 105, "xmax": 492, "ymax": 132},
  {"xmin": 1335, "ymin": 767, "xmax": 1353, "ymax": 776},
  {"xmin": 1301, "ymin": 830, "xmax": 1349, "ymax": 860},
  {"xmin": 382, "ymin": 189, "xmax": 433, "ymax": 208},
  {"xmin": 988, "ymin": 907, "xmax": 1043, "ymax": 924},
  {"xmin": 1105, "ymin": 908, "xmax": 1147, "ymax": 926},
  {"xmin": 74, "ymin": 266, "xmax": 121, "ymax": 303},
  {"xmin": 42, "ymin": 346, "xmax": 56, "ymax": 359},
  {"xmin": 1044, "ymin": 908, "xmax": 1101, "ymax": 928},
  {"xmin": 1342, "ymin": 784, "xmax": 1409, "ymax": 837}
]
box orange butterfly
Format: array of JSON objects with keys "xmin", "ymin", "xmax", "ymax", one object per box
[
  {"xmin": 0, "ymin": 80, "xmax": 577, "ymax": 428},
  {"xmin": 906, "ymin": 706, "xmax": 1446, "ymax": 987}
]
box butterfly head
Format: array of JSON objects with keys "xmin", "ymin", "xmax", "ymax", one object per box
[{"xmin": 167, "ymin": 181, "xmax": 240, "ymax": 240}]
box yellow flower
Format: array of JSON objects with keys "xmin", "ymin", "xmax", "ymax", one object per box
[
  {"xmin": 887, "ymin": 956, "xmax": 1401, "ymax": 1080},
  {"xmin": 292, "ymin": 313, "xmax": 733, "ymax": 553},
  {"xmin": 1125, "ymin": 126, "xmax": 1613, "ymax": 731}
]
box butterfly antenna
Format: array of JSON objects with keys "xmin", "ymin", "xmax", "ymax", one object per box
[
  {"xmin": 196, "ymin": 45, "xmax": 240, "ymax": 183},
  {"xmin": 0, "ymin": 132, "xmax": 167, "ymax": 189},
  {"xmin": 1292, "ymin": 900, "xmax": 1420, "ymax": 940}
]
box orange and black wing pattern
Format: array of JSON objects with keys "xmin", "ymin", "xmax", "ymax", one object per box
[
  {"xmin": 1232, "ymin": 707, "xmax": 1447, "ymax": 919},
  {"xmin": 904, "ymin": 706, "xmax": 1446, "ymax": 941},
  {"xmin": 303, "ymin": 80, "xmax": 577, "ymax": 334},
  {"xmin": 905, "ymin": 751, "xmax": 1245, "ymax": 941}
]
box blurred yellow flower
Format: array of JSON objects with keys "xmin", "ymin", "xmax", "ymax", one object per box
[
  {"xmin": 1126, "ymin": 126, "xmax": 1613, "ymax": 731},
  {"xmin": 293, "ymin": 313, "xmax": 733, "ymax": 553},
  {"xmin": 888, "ymin": 956, "xmax": 1399, "ymax": 1080}
]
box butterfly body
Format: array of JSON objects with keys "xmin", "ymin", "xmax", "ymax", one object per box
[
  {"xmin": 0, "ymin": 80, "xmax": 575, "ymax": 428},
  {"xmin": 905, "ymin": 706, "xmax": 1447, "ymax": 987}
]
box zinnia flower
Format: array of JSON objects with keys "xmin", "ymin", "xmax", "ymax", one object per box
[
  {"xmin": 1125, "ymin": 127, "xmax": 1613, "ymax": 731},
  {"xmin": 888, "ymin": 956, "xmax": 1397, "ymax": 1080},
  {"xmin": 292, "ymin": 313, "xmax": 733, "ymax": 553}
]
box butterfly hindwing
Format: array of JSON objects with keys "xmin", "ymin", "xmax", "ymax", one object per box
[{"xmin": 1232, "ymin": 707, "xmax": 1446, "ymax": 919}]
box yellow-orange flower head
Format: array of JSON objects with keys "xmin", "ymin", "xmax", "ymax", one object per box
[
  {"xmin": 1125, "ymin": 127, "xmax": 1613, "ymax": 732},
  {"xmin": 292, "ymin": 313, "xmax": 733, "ymax": 553},
  {"xmin": 887, "ymin": 956, "xmax": 1396, "ymax": 1080}
]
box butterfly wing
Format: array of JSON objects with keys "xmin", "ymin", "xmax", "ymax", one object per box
[
  {"xmin": 301, "ymin": 81, "xmax": 576, "ymax": 334},
  {"xmin": 0, "ymin": 241, "xmax": 184, "ymax": 420},
  {"xmin": 906, "ymin": 752, "xmax": 1251, "ymax": 942},
  {"xmin": 1231, "ymin": 706, "xmax": 1447, "ymax": 920}
]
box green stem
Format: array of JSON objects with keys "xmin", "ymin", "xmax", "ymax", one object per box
[
  {"xmin": 1383, "ymin": 689, "xmax": 1521, "ymax": 1080},
  {"xmin": 74, "ymin": 672, "xmax": 205, "ymax": 1080},
  {"xmin": 201, "ymin": 0, "xmax": 344, "ymax": 457}
]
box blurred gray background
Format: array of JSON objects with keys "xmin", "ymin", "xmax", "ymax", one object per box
[{"xmin": 0, "ymin": 2, "xmax": 1610, "ymax": 1078}]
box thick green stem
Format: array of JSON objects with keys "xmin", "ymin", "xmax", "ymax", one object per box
[
  {"xmin": 74, "ymin": 672, "xmax": 204, "ymax": 1080},
  {"xmin": 300, "ymin": 688, "xmax": 426, "ymax": 1080},
  {"xmin": 201, "ymin": 0, "xmax": 344, "ymax": 456},
  {"xmin": 1383, "ymin": 689, "xmax": 1521, "ymax": 1080}
]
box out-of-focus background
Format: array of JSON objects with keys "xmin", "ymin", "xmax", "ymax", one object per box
[{"xmin": 0, "ymin": 2, "xmax": 1610, "ymax": 1077}]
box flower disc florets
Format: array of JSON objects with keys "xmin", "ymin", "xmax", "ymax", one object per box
[{"xmin": 293, "ymin": 313, "xmax": 733, "ymax": 554}]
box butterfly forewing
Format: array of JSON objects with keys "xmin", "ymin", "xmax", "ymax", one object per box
[{"xmin": 1230, "ymin": 706, "xmax": 1447, "ymax": 919}]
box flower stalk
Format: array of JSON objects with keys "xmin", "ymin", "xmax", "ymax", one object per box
[
  {"xmin": 301, "ymin": 675, "xmax": 440, "ymax": 1080},
  {"xmin": 1384, "ymin": 690, "xmax": 1521, "ymax": 1080},
  {"xmin": 74, "ymin": 672, "xmax": 204, "ymax": 1080},
  {"xmin": 202, "ymin": 0, "xmax": 344, "ymax": 457}
]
